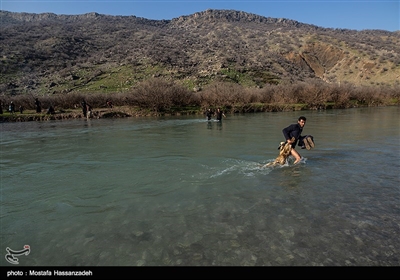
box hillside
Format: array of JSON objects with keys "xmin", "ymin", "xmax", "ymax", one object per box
[{"xmin": 1, "ymin": 9, "xmax": 399, "ymax": 96}]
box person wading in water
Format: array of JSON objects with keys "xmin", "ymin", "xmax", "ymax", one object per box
[{"xmin": 282, "ymin": 116, "xmax": 314, "ymax": 164}]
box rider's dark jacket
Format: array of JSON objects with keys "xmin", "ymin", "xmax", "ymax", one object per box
[{"xmin": 282, "ymin": 123, "xmax": 303, "ymax": 148}]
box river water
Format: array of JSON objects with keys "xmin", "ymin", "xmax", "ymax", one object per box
[{"xmin": 0, "ymin": 107, "xmax": 399, "ymax": 266}]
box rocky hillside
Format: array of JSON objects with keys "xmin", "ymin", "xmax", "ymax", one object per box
[{"xmin": 1, "ymin": 9, "xmax": 399, "ymax": 96}]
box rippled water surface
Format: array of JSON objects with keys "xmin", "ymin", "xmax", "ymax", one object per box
[{"xmin": 1, "ymin": 107, "xmax": 399, "ymax": 266}]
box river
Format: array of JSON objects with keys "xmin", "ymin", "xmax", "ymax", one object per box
[{"xmin": 1, "ymin": 106, "xmax": 399, "ymax": 266}]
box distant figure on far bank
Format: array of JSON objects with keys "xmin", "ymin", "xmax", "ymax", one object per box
[
  {"xmin": 215, "ymin": 108, "xmax": 226, "ymax": 121},
  {"xmin": 19, "ymin": 105, "xmax": 24, "ymax": 114},
  {"xmin": 0, "ymin": 100, "xmax": 3, "ymax": 114},
  {"xmin": 86, "ymin": 103, "xmax": 93, "ymax": 119},
  {"xmin": 47, "ymin": 105, "xmax": 55, "ymax": 115},
  {"xmin": 106, "ymin": 99, "xmax": 113, "ymax": 108},
  {"xmin": 34, "ymin": 98, "xmax": 42, "ymax": 113},
  {"xmin": 9, "ymin": 101, "xmax": 15, "ymax": 114},
  {"xmin": 81, "ymin": 100, "xmax": 88, "ymax": 117}
]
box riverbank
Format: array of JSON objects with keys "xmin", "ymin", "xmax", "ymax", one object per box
[
  {"xmin": 0, "ymin": 106, "xmax": 204, "ymax": 122},
  {"xmin": 0, "ymin": 103, "xmax": 396, "ymax": 122}
]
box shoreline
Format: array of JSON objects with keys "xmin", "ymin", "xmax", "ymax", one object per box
[
  {"xmin": 0, "ymin": 106, "xmax": 201, "ymax": 122},
  {"xmin": 0, "ymin": 104, "xmax": 397, "ymax": 123}
]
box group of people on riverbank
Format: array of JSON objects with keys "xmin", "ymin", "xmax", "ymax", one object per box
[
  {"xmin": 0, "ymin": 100, "xmax": 24, "ymax": 114},
  {"xmin": 0, "ymin": 97, "xmax": 109, "ymax": 119},
  {"xmin": 0, "ymin": 98, "xmax": 55, "ymax": 115}
]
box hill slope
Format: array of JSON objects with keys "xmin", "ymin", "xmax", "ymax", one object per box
[{"xmin": 1, "ymin": 9, "xmax": 399, "ymax": 95}]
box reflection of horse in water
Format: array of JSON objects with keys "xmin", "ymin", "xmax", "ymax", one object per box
[{"xmin": 264, "ymin": 137, "xmax": 294, "ymax": 167}]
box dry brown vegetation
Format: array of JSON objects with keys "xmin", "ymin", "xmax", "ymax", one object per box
[{"xmin": 1, "ymin": 78, "xmax": 398, "ymax": 120}]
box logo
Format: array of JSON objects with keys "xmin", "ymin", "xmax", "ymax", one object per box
[{"xmin": 5, "ymin": 245, "xmax": 30, "ymax": 265}]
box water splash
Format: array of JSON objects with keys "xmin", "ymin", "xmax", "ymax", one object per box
[{"xmin": 210, "ymin": 159, "xmax": 273, "ymax": 178}]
